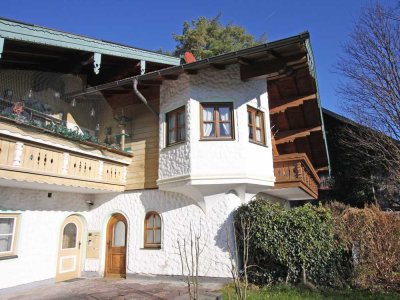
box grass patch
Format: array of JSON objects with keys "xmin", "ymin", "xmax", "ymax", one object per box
[{"xmin": 221, "ymin": 284, "xmax": 400, "ymax": 300}]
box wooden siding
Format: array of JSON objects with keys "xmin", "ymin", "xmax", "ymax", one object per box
[{"xmin": 124, "ymin": 102, "xmax": 159, "ymax": 190}]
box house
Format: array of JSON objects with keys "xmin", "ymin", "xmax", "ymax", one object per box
[
  {"xmin": 0, "ymin": 18, "xmax": 329, "ymax": 290},
  {"xmin": 321, "ymin": 108, "xmax": 400, "ymax": 209}
]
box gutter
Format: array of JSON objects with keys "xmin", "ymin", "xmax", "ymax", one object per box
[{"xmin": 132, "ymin": 78, "xmax": 158, "ymax": 117}]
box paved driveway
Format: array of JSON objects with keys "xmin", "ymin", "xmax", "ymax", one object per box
[{"xmin": 1, "ymin": 277, "xmax": 225, "ymax": 300}]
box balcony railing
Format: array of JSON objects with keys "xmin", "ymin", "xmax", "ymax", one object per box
[
  {"xmin": 273, "ymin": 153, "xmax": 320, "ymax": 199},
  {"xmin": 0, "ymin": 124, "xmax": 131, "ymax": 192}
]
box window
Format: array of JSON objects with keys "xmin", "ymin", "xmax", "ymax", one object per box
[
  {"xmin": 144, "ymin": 212, "xmax": 161, "ymax": 248},
  {"xmin": 248, "ymin": 106, "xmax": 266, "ymax": 145},
  {"xmin": 200, "ymin": 103, "xmax": 234, "ymax": 139},
  {"xmin": 166, "ymin": 106, "xmax": 185, "ymax": 146},
  {"xmin": 62, "ymin": 223, "xmax": 77, "ymax": 249},
  {"xmin": 113, "ymin": 221, "xmax": 126, "ymax": 247},
  {"xmin": 0, "ymin": 214, "xmax": 19, "ymax": 257}
]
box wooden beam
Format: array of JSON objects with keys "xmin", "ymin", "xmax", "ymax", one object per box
[
  {"xmin": 241, "ymin": 53, "xmax": 308, "ymax": 81},
  {"xmin": 161, "ymin": 74, "xmax": 179, "ymax": 80},
  {"xmin": 271, "ymin": 135, "xmax": 279, "ymax": 156},
  {"xmin": 237, "ymin": 57, "xmax": 254, "ymax": 65},
  {"xmin": 211, "ymin": 63, "xmax": 226, "ymax": 70},
  {"xmin": 139, "ymin": 80, "xmax": 163, "ymax": 85},
  {"xmin": 275, "ymin": 126, "xmax": 321, "ymax": 145},
  {"xmin": 315, "ymin": 166, "xmax": 329, "ymax": 173},
  {"xmin": 184, "ymin": 69, "xmax": 198, "ymax": 75},
  {"xmin": 240, "ymin": 60, "xmax": 286, "ymax": 81},
  {"xmin": 269, "ymin": 94, "xmax": 317, "ymax": 115}
]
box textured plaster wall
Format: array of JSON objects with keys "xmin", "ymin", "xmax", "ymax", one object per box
[
  {"xmin": 0, "ymin": 187, "xmax": 239, "ymax": 290},
  {"xmin": 158, "ymin": 65, "xmax": 274, "ymax": 185},
  {"xmin": 159, "ymin": 74, "xmax": 191, "ymax": 180},
  {"xmin": 0, "ymin": 187, "xmax": 91, "ymax": 289},
  {"xmin": 86, "ymin": 189, "xmax": 241, "ymax": 278}
]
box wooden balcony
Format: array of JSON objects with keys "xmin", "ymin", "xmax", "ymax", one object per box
[
  {"xmin": 272, "ymin": 153, "xmax": 320, "ymax": 200},
  {"xmin": 0, "ymin": 121, "xmax": 132, "ymax": 193}
]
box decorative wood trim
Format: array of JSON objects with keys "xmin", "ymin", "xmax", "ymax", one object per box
[
  {"xmin": 247, "ymin": 106, "xmax": 266, "ymax": 145},
  {"xmin": 200, "ymin": 102, "xmax": 234, "ymax": 140},
  {"xmin": 144, "ymin": 211, "xmax": 161, "ymax": 249},
  {"xmin": 269, "ymin": 94, "xmax": 317, "ymax": 115},
  {"xmin": 0, "ymin": 214, "xmax": 20, "ymax": 258},
  {"xmin": 166, "ymin": 106, "xmax": 185, "ymax": 147},
  {"xmin": 275, "ymin": 126, "xmax": 321, "ymax": 144}
]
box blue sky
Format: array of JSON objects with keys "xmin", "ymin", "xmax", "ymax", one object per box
[{"xmin": 1, "ymin": 0, "xmax": 396, "ymax": 114}]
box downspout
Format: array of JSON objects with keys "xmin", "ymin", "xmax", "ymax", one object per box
[{"xmin": 132, "ymin": 78, "xmax": 159, "ymax": 117}]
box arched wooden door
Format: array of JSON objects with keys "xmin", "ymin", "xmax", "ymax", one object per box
[
  {"xmin": 56, "ymin": 215, "xmax": 84, "ymax": 282},
  {"xmin": 105, "ymin": 213, "xmax": 127, "ymax": 277}
]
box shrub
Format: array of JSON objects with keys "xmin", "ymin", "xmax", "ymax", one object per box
[
  {"xmin": 332, "ymin": 204, "xmax": 400, "ymax": 290},
  {"xmin": 234, "ymin": 199, "xmax": 345, "ymax": 287}
]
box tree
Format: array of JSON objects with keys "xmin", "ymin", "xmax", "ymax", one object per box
[
  {"xmin": 172, "ymin": 14, "xmax": 266, "ymax": 59},
  {"xmin": 336, "ymin": 3, "xmax": 400, "ymax": 207}
]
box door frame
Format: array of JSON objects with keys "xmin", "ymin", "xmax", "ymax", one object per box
[
  {"xmin": 55, "ymin": 214, "xmax": 86, "ymax": 282},
  {"xmin": 104, "ymin": 212, "xmax": 128, "ymax": 277}
]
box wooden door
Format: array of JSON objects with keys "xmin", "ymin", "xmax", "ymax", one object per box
[
  {"xmin": 56, "ymin": 215, "xmax": 83, "ymax": 282},
  {"xmin": 105, "ymin": 213, "xmax": 127, "ymax": 277}
]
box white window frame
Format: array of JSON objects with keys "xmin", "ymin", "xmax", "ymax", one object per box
[{"xmin": 0, "ymin": 214, "xmax": 20, "ymax": 257}]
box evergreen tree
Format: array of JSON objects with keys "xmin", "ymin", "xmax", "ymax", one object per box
[{"xmin": 172, "ymin": 14, "xmax": 266, "ymax": 59}]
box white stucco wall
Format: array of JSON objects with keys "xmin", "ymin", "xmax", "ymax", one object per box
[
  {"xmin": 158, "ymin": 64, "xmax": 275, "ymax": 200},
  {"xmin": 0, "ymin": 187, "xmax": 241, "ymax": 290},
  {"xmin": 86, "ymin": 189, "xmax": 241, "ymax": 278},
  {"xmin": 0, "ymin": 187, "xmax": 91, "ymax": 289}
]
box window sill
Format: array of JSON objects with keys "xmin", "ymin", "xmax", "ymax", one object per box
[
  {"xmin": 249, "ymin": 140, "xmax": 268, "ymax": 147},
  {"xmin": 199, "ymin": 138, "xmax": 235, "ymax": 141},
  {"xmin": 163, "ymin": 141, "xmax": 186, "ymax": 150},
  {"xmin": 140, "ymin": 247, "xmax": 162, "ymax": 250},
  {"xmin": 0, "ymin": 255, "xmax": 18, "ymax": 261}
]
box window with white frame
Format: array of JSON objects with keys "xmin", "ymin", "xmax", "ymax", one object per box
[{"xmin": 0, "ymin": 214, "xmax": 19, "ymax": 257}]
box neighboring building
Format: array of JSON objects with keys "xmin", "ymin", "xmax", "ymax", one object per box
[
  {"xmin": 0, "ymin": 18, "xmax": 329, "ymax": 290},
  {"xmin": 321, "ymin": 108, "xmax": 400, "ymax": 209}
]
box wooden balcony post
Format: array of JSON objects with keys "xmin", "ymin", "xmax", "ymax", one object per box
[
  {"xmin": 12, "ymin": 142, "xmax": 24, "ymax": 167},
  {"xmin": 98, "ymin": 160, "xmax": 104, "ymax": 180},
  {"xmin": 62, "ymin": 152, "xmax": 70, "ymax": 175}
]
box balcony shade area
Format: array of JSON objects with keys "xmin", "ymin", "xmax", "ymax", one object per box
[{"xmin": 270, "ymin": 153, "xmax": 320, "ymax": 200}]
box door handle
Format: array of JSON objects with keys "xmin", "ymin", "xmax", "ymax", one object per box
[{"xmin": 78, "ymin": 241, "xmax": 82, "ymax": 249}]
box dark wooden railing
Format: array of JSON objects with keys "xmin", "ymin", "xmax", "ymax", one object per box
[{"xmin": 274, "ymin": 153, "xmax": 320, "ymax": 199}]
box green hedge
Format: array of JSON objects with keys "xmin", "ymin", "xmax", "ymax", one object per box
[{"xmin": 234, "ymin": 199, "xmax": 347, "ymax": 286}]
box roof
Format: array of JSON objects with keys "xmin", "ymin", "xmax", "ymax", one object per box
[
  {"xmin": 0, "ymin": 17, "xmax": 180, "ymax": 66},
  {"xmin": 70, "ymin": 32, "xmax": 313, "ymax": 95}
]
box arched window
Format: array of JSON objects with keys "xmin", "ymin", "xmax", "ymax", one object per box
[{"xmin": 144, "ymin": 212, "xmax": 161, "ymax": 248}]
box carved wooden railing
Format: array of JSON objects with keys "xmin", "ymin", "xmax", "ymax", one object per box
[
  {"xmin": 0, "ymin": 131, "xmax": 131, "ymax": 192},
  {"xmin": 273, "ymin": 153, "xmax": 320, "ymax": 199}
]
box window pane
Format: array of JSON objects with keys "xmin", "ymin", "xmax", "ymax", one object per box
[
  {"xmin": 203, "ymin": 123, "xmax": 214, "ymax": 137},
  {"xmin": 62, "ymin": 223, "xmax": 77, "ymax": 249},
  {"xmin": 256, "ymin": 129, "xmax": 262, "ymax": 142},
  {"xmin": 248, "ymin": 111, "xmax": 252, "ymax": 124},
  {"xmin": 219, "ymin": 107, "xmax": 230, "ymax": 121},
  {"xmin": 168, "ymin": 114, "xmax": 176, "ymax": 129},
  {"xmin": 146, "ymin": 230, "xmax": 153, "ymax": 243},
  {"xmin": 178, "ymin": 111, "xmax": 185, "ymax": 126},
  {"xmin": 249, "ymin": 126, "xmax": 254, "ymax": 139},
  {"xmin": 178, "ymin": 127, "xmax": 185, "ymax": 141},
  {"xmin": 155, "ymin": 215, "xmax": 161, "ymax": 227},
  {"xmin": 219, "ymin": 123, "xmax": 231, "ymax": 137},
  {"xmin": 0, "ymin": 235, "xmax": 12, "ymax": 252},
  {"xmin": 203, "ymin": 107, "xmax": 214, "ymax": 121},
  {"xmin": 113, "ymin": 221, "xmax": 126, "ymax": 247},
  {"xmin": 256, "ymin": 115, "xmax": 261, "ymax": 127},
  {"xmin": 147, "ymin": 215, "xmax": 153, "ymax": 228},
  {"xmin": 155, "ymin": 229, "xmax": 161, "ymax": 244},
  {"xmin": 168, "ymin": 130, "xmax": 176, "ymax": 144},
  {"xmin": 0, "ymin": 218, "xmax": 14, "ymax": 234}
]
